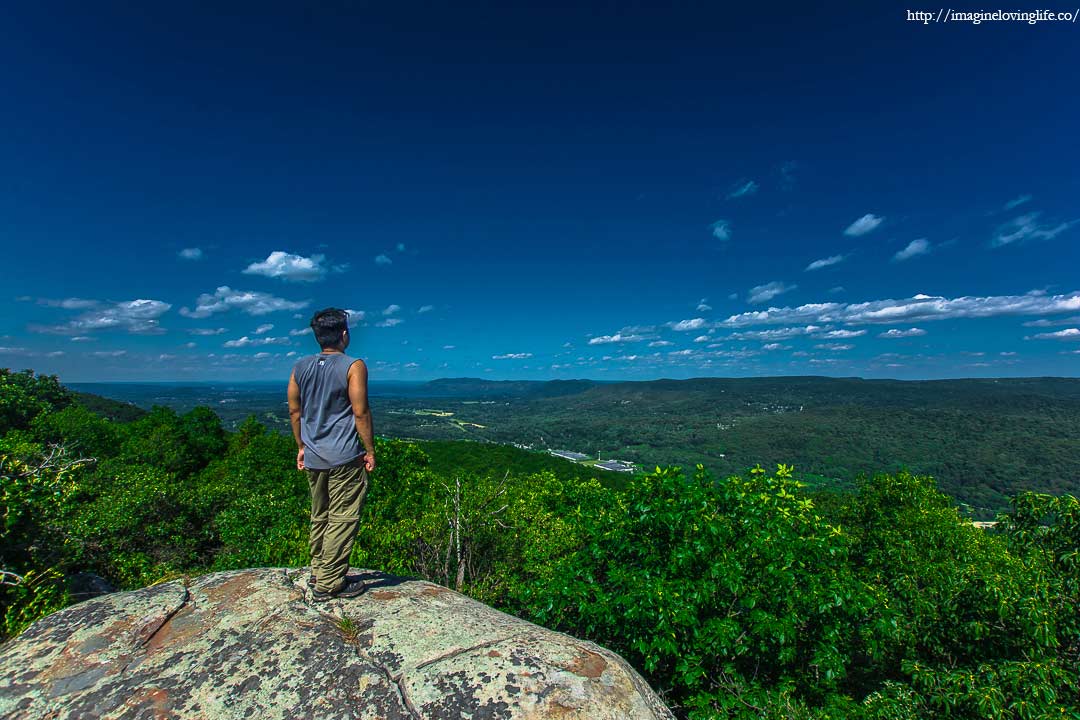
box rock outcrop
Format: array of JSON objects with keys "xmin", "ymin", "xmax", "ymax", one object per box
[{"xmin": 0, "ymin": 568, "xmax": 674, "ymax": 719}]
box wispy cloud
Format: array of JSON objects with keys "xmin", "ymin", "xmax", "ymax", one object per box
[
  {"xmin": 711, "ymin": 220, "xmax": 732, "ymax": 241},
  {"xmin": 289, "ymin": 328, "xmax": 312, "ymax": 336},
  {"xmin": 383, "ymin": 304, "xmax": 400, "ymax": 315},
  {"xmin": 728, "ymin": 325, "xmax": 824, "ymax": 341},
  {"xmin": 1003, "ymin": 194, "xmax": 1032, "ymax": 211},
  {"xmin": 180, "ymin": 287, "xmax": 308, "ymax": 318},
  {"xmin": 697, "ymin": 299, "xmax": 712, "ymax": 312},
  {"xmin": 878, "ymin": 328, "xmax": 926, "ymax": 338},
  {"xmin": 715, "ymin": 290, "xmax": 1080, "ymax": 328},
  {"xmin": 493, "ymin": 352, "xmax": 532, "ymax": 359},
  {"xmin": 816, "ymin": 329, "xmax": 866, "ymax": 339},
  {"xmin": 188, "ymin": 327, "xmax": 228, "ymax": 335},
  {"xmin": 805, "ymin": 254, "xmax": 846, "ymax": 271},
  {"xmin": 648, "ymin": 340, "xmax": 674, "ymax": 347},
  {"xmin": 243, "ymin": 251, "xmax": 326, "ymax": 282},
  {"xmin": 90, "ymin": 350, "xmax": 127, "ymax": 358},
  {"xmin": 375, "ymin": 318, "xmax": 403, "ymax": 328},
  {"xmin": 844, "ymin": 213, "xmax": 884, "ymax": 237},
  {"xmin": 30, "ymin": 299, "xmax": 172, "ymax": 335},
  {"xmin": 223, "ymin": 336, "xmax": 291, "ymax": 348},
  {"xmin": 375, "ymin": 254, "xmax": 392, "ymax": 266},
  {"xmin": 893, "ymin": 238, "xmax": 931, "ymax": 262},
  {"xmin": 668, "ymin": 318, "xmax": 707, "ymax": 331},
  {"xmin": 1027, "ymin": 328, "xmax": 1080, "ymax": 340},
  {"xmin": 254, "ymin": 323, "xmax": 274, "ymax": 335},
  {"xmin": 778, "ymin": 161, "xmax": 797, "ymax": 191},
  {"xmin": 589, "ymin": 333, "xmax": 644, "ymax": 345},
  {"xmin": 814, "ymin": 343, "xmax": 854, "ymax": 351},
  {"xmin": 178, "ymin": 248, "xmax": 203, "ymax": 261},
  {"xmin": 418, "ymin": 305, "xmax": 434, "ymax": 313},
  {"xmin": 1023, "ymin": 316, "xmax": 1080, "ymax": 328},
  {"xmin": 993, "ymin": 212, "xmax": 1076, "ymax": 247},
  {"xmin": 747, "ymin": 281, "xmax": 796, "ymax": 305},
  {"xmin": 726, "ymin": 179, "xmax": 758, "ymax": 199}
]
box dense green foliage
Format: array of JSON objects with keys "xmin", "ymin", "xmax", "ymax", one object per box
[{"xmin": 3, "ymin": 369, "xmax": 1078, "ymax": 718}]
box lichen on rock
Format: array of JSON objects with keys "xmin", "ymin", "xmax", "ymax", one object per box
[{"xmin": 0, "ymin": 568, "xmax": 673, "ymax": 719}]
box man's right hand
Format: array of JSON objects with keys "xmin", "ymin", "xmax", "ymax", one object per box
[
  {"xmin": 364, "ymin": 452, "xmax": 376, "ymax": 472},
  {"xmin": 297, "ymin": 446, "xmax": 305, "ymax": 471}
]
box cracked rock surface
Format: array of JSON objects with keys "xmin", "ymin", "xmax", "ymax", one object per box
[{"xmin": 0, "ymin": 568, "xmax": 673, "ymax": 719}]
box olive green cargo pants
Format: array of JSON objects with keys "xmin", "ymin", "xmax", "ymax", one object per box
[{"xmin": 307, "ymin": 459, "xmax": 369, "ymax": 594}]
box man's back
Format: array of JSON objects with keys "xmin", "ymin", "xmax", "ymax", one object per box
[{"xmin": 292, "ymin": 352, "xmax": 363, "ymax": 471}]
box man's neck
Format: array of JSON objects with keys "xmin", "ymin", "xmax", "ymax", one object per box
[{"xmin": 320, "ymin": 347, "xmax": 345, "ymax": 354}]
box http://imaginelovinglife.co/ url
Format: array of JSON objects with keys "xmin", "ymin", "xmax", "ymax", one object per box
[{"xmin": 906, "ymin": 8, "xmax": 1076, "ymax": 23}]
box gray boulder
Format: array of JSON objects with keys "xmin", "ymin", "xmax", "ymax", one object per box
[{"xmin": 0, "ymin": 568, "xmax": 674, "ymax": 719}]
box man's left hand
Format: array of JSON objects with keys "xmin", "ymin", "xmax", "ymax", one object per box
[{"xmin": 296, "ymin": 447, "xmax": 305, "ymax": 471}]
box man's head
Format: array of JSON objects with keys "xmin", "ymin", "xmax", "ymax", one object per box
[{"xmin": 310, "ymin": 308, "xmax": 350, "ymax": 351}]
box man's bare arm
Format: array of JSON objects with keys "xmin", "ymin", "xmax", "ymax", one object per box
[
  {"xmin": 287, "ymin": 372, "xmax": 305, "ymax": 470},
  {"xmin": 348, "ymin": 359, "xmax": 376, "ymax": 469}
]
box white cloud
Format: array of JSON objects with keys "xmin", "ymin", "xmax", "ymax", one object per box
[
  {"xmin": 816, "ymin": 329, "xmax": 866, "ymax": 339},
  {"xmin": 748, "ymin": 281, "xmax": 796, "ymax": 305},
  {"xmin": 0, "ymin": 347, "xmax": 28, "ymax": 354},
  {"xmin": 180, "ymin": 287, "xmax": 308, "ymax": 318},
  {"xmin": 718, "ymin": 290, "xmax": 1080, "ymax": 328},
  {"xmin": 289, "ymin": 328, "xmax": 312, "ymax": 336},
  {"xmin": 223, "ymin": 336, "xmax": 292, "ymax": 348},
  {"xmin": 893, "ymin": 238, "xmax": 931, "ymax": 262},
  {"xmin": 844, "ymin": 213, "xmax": 884, "ymax": 237},
  {"xmin": 375, "ymin": 318, "xmax": 403, "ymax": 328},
  {"xmin": 38, "ymin": 298, "xmax": 100, "ymax": 309},
  {"xmin": 396, "ymin": 243, "xmax": 406, "ymax": 252},
  {"xmin": 1023, "ymin": 316, "xmax": 1080, "ymax": 327},
  {"xmin": 254, "ymin": 352, "xmax": 272, "ymax": 359},
  {"xmin": 90, "ymin": 350, "xmax": 127, "ymax": 358},
  {"xmin": 693, "ymin": 335, "xmax": 710, "ymax": 343},
  {"xmin": 178, "ymin": 248, "xmax": 203, "ymax": 261},
  {"xmin": 879, "ymin": 328, "xmax": 927, "ymax": 338},
  {"xmin": 588, "ymin": 333, "xmax": 644, "ymax": 345},
  {"xmin": 492, "ymin": 353, "xmax": 532, "ymax": 359},
  {"xmin": 443, "ymin": 345, "xmax": 455, "ymax": 350},
  {"xmin": 814, "ymin": 343, "xmax": 854, "ymax": 351},
  {"xmin": 375, "ymin": 254, "xmax": 392, "ymax": 266},
  {"xmin": 828, "ymin": 286, "xmax": 845, "ymax": 295},
  {"xmin": 243, "ymin": 251, "xmax": 326, "ymax": 282},
  {"xmin": 729, "ymin": 325, "xmax": 824, "ymax": 341},
  {"xmin": 762, "ymin": 343, "xmax": 788, "ymax": 351},
  {"xmin": 727, "ymin": 179, "xmax": 758, "ymax": 199},
  {"xmin": 70, "ymin": 336, "xmax": 95, "ymax": 342},
  {"xmin": 383, "ymin": 304, "xmax": 401, "ymax": 316},
  {"xmin": 418, "ymin": 305, "xmax": 434, "ymax": 313},
  {"xmin": 711, "ymin": 220, "xmax": 731, "ymax": 241},
  {"xmin": 344, "ymin": 309, "xmax": 365, "ymax": 323},
  {"xmin": 188, "ymin": 327, "xmax": 228, "ymax": 335},
  {"xmin": 286, "ymin": 351, "xmax": 298, "ymax": 357},
  {"xmin": 1028, "ymin": 328, "xmax": 1080, "ymax": 340},
  {"xmin": 993, "ymin": 212, "xmax": 1076, "ymax": 247},
  {"xmin": 648, "ymin": 340, "xmax": 674, "ymax": 347},
  {"xmin": 1003, "ymin": 194, "xmax": 1032, "ymax": 211},
  {"xmin": 254, "ymin": 323, "xmax": 274, "ymax": 335},
  {"xmin": 805, "ymin": 254, "xmax": 847, "ymax": 271},
  {"xmin": 669, "ymin": 318, "xmax": 708, "ymax": 332},
  {"xmin": 697, "ymin": 299, "xmax": 712, "ymax": 312},
  {"xmin": 184, "ymin": 342, "xmax": 197, "ymax": 348},
  {"xmin": 30, "ymin": 299, "xmax": 172, "ymax": 335}
]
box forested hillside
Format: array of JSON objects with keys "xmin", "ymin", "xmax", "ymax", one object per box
[{"xmin": 3, "ymin": 368, "xmax": 1078, "ymax": 719}]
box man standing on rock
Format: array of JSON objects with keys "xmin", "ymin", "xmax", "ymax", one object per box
[{"xmin": 288, "ymin": 308, "xmax": 376, "ymax": 600}]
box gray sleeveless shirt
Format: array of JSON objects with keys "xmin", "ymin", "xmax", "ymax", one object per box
[{"xmin": 292, "ymin": 352, "xmax": 364, "ymax": 470}]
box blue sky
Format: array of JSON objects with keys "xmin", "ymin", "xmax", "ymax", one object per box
[{"xmin": 1, "ymin": 2, "xmax": 1078, "ymax": 382}]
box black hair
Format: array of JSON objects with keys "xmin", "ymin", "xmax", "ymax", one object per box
[{"xmin": 310, "ymin": 308, "xmax": 349, "ymax": 349}]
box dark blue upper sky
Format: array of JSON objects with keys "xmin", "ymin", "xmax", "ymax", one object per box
[{"xmin": 2, "ymin": 1, "xmax": 1078, "ymax": 381}]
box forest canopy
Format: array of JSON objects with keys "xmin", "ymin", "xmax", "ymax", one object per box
[{"xmin": 1, "ymin": 368, "xmax": 1077, "ymax": 719}]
